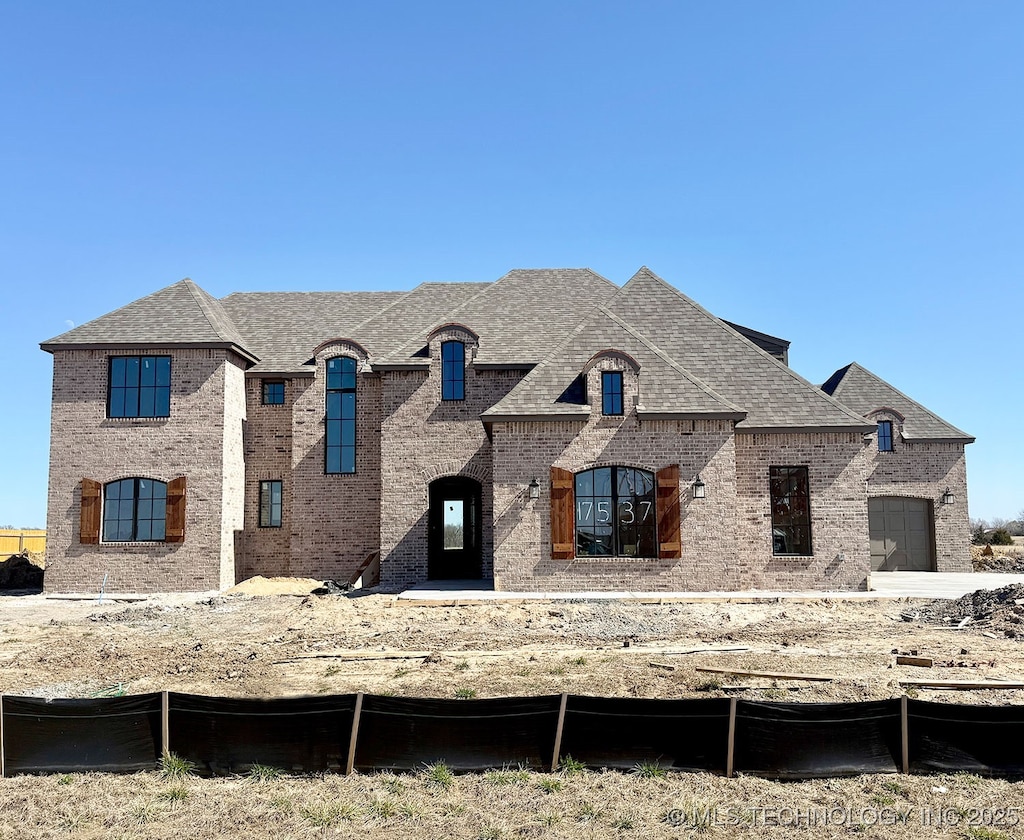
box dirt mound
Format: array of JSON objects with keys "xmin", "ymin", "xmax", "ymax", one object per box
[
  {"xmin": 917, "ymin": 584, "xmax": 1024, "ymax": 637},
  {"xmin": 972, "ymin": 543, "xmax": 1024, "ymax": 572},
  {"xmin": 224, "ymin": 575, "xmax": 326, "ymax": 596},
  {"xmin": 0, "ymin": 552, "xmax": 44, "ymax": 589}
]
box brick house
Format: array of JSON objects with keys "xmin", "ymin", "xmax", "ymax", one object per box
[{"xmin": 40, "ymin": 267, "xmax": 974, "ymax": 593}]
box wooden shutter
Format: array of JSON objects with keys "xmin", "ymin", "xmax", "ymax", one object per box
[
  {"xmin": 80, "ymin": 478, "xmax": 101, "ymax": 545},
  {"xmin": 550, "ymin": 467, "xmax": 575, "ymax": 560},
  {"xmin": 656, "ymin": 464, "xmax": 681, "ymax": 559},
  {"xmin": 165, "ymin": 476, "xmax": 187, "ymax": 543}
]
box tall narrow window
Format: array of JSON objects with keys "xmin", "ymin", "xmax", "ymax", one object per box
[
  {"xmin": 259, "ymin": 480, "xmax": 283, "ymax": 527},
  {"xmin": 769, "ymin": 466, "xmax": 812, "ymax": 556},
  {"xmin": 108, "ymin": 356, "xmax": 171, "ymax": 418},
  {"xmin": 325, "ymin": 356, "xmax": 356, "ymax": 474},
  {"xmin": 575, "ymin": 467, "xmax": 656, "ymax": 557},
  {"xmin": 877, "ymin": 420, "xmax": 894, "ymax": 452},
  {"xmin": 102, "ymin": 478, "xmax": 167, "ymax": 542},
  {"xmin": 441, "ymin": 341, "xmax": 465, "ymax": 401},
  {"xmin": 601, "ymin": 371, "xmax": 623, "ymax": 416}
]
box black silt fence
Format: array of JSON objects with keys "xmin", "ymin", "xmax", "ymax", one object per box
[
  {"xmin": 167, "ymin": 692, "xmax": 357, "ymax": 776},
  {"xmin": 907, "ymin": 699, "xmax": 1024, "ymax": 777},
  {"xmin": 353, "ymin": 695, "xmax": 563, "ymax": 772},
  {"xmin": 560, "ymin": 695, "xmax": 731, "ymax": 772},
  {"xmin": 1, "ymin": 693, "xmax": 162, "ymax": 774}
]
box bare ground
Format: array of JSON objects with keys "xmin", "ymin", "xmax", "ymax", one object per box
[{"xmin": 3, "ymin": 582, "xmax": 1024, "ymax": 838}]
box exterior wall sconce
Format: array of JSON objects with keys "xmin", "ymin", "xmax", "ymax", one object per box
[
  {"xmin": 941, "ymin": 488, "xmax": 955, "ymax": 506},
  {"xmin": 528, "ymin": 477, "xmax": 540, "ymax": 500},
  {"xmin": 692, "ymin": 475, "xmax": 706, "ymax": 500}
]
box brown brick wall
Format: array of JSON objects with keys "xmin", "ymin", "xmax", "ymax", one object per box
[{"xmin": 44, "ymin": 348, "xmax": 247, "ymax": 593}]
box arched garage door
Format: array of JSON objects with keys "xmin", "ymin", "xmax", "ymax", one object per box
[{"xmin": 868, "ymin": 497, "xmax": 935, "ymax": 571}]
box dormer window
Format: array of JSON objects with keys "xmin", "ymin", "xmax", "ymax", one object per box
[
  {"xmin": 601, "ymin": 371, "xmax": 623, "ymax": 416},
  {"xmin": 441, "ymin": 341, "xmax": 465, "ymax": 401},
  {"xmin": 877, "ymin": 420, "xmax": 894, "ymax": 452}
]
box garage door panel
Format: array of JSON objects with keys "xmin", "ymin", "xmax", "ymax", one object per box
[{"xmin": 868, "ymin": 497, "xmax": 934, "ymax": 571}]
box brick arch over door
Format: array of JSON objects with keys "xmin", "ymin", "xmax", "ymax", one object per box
[{"xmin": 420, "ymin": 460, "xmax": 491, "ymax": 486}]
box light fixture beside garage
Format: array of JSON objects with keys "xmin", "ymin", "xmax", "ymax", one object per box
[
  {"xmin": 941, "ymin": 488, "xmax": 955, "ymax": 505},
  {"xmin": 692, "ymin": 475, "xmax": 706, "ymax": 500}
]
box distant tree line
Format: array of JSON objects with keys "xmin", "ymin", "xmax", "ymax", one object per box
[{"xmin": 971, "ymin": 511, "xmax": 1024, "ymax": 545}]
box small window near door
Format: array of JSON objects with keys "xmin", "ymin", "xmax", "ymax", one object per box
[
  {"xmin": 877, "ymin": 420, "xmax": 894, "ymax": 452},
  {"xmin": 443, "ymin": 500, "xmax": 464, "ymax": 550},
  {"xmin": 259, "ymin": 480, "xmax": 282, "ymax": 527}
]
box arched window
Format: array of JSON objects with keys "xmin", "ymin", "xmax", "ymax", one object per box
[
  {"xmin": 326, "ymin": 356, "xmax": 356, "ymax": 474},
  {"xmin": 574, "ymin": 467, "xmax": 656, "ymax": 557},
  {"xmin": 103, "ymin": 478, "xmax": 167, "ymax": 542}
]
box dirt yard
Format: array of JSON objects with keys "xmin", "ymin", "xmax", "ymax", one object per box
[{"xmin": 3, "ymin": 574, "xmax": 1024, "ymax": 838}]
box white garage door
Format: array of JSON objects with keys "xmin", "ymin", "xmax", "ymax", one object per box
[{"xmin": 868, "ymin": 497, "xmax": 934, "ymax": 571}]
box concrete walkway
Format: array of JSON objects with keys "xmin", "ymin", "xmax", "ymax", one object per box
[{"xmin": 398, "ymin": 572, "xmax": 1024, "ymax": 603}]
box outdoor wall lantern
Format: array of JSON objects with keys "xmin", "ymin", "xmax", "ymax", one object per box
[
  {"xmin": 692, "ymin": 475, "xmax": 706, "ymax": 500},
  {"xmin": 941, "ymin": 488, "xmax": 955, "ymax": 506},
  {"xmin": 528, "ymin": 477, "xmax": 540, "ymax": 500}
]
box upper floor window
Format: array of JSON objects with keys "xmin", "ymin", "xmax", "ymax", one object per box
[
  {"xmin": 877, "ymin": 420, "xmax": 894, "ymax": 452},
  {"xmin": 103, "ymin": 478, "xmax": 166, "ymax": 542},
  {"xmin": 601, "ymin": 371, "xmax": 623, "ymax": 416},
  {"xmin": 441, "ymin": 341, "xmax": 465, "ymax": 401},
  {"xmin": 259, "ymin": 480, "xmax": 283, "ymax": 527},
  {"xmin": 262, "ymin": 380, "xmax": 285, "ymax": 405},
  {"xmin": 325, "ymin": 356, "xmax": 356, "ymax": 474},
  {"xmin": 108, "ymin": 356, "xmax": 171, "ymax": 418},
  {"xmin": 769, "ymin": 466, "xmax": 812, "ymax": 556},
  {"xmin": 575, "ymin": 466, "xmax": 656, "ymax": 557}
]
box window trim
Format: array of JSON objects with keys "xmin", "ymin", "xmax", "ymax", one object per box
[
  {"xmin": 769, "ymin": 465, "xmax": 813, "ymax": 556},
  {"xmin": 259, "ymin": 480, "xmax": 283, "ymax": 528},
  {"xmin": 441, "ymin": 340, "xmax": 466, "ymax": 401},
  {"xmin": 107, "ymin": 355, "xmax": 171, "ymax": 418},
  {"xmin": 325, "ymin": 356, "xmax": 357, "ymax": 474},
  {"xmin": 877, "ymin": 420, "xmax": 894, "ymax": 452},
  {"xmin": 601, "ymin": 371, "xmax": 624, "ymax": 416},
  {"xmin": 262, "ymin": 380, "xmax": 285, "ymax": 405},
  {"xmin": 101, "ymin": 477, "xmax": 168, "ymax": 543}
]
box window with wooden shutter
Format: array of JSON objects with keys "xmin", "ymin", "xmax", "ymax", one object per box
[
  {"xmin": 80, "ymin": 478, "xmax": 101, "ymax": 545},
  {"xmin": 549, "ymin": 467, "xmax": 574, "ymax": 560},
  {"xmin": 165, "ymin": 476, "xmax": 187, "ymax": 543},
  {"xmin": 656, "ymin": 464, "xmax": 681, "ymax": 559}
]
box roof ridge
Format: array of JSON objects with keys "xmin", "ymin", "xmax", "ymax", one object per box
[{"xmin": 621, "ymin": 267, "xmax": 872, "ymax": 427}]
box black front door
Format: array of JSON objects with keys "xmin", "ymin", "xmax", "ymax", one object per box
[{"xmin": 428, "ymin": 477, "xmax": 482, "ymax": 580}]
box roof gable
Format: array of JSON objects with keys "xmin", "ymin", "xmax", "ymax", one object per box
[
  {"xmin": 607, "ymin": 268, "xmax": 873, "ymax": 431},
  {"xmin": 41, "ymin": 279, "xmax": 257, "ymax": 362},
  {"xmin": 822, "ymin": 362, "xmax": 974, "ymax": 442}
]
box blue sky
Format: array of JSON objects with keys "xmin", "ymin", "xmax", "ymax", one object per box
[{"xmin": 1, "ymin": 1, "xmax": 1020, "ymax": 527}]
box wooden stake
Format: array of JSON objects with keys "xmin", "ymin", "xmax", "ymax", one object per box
[
  {"xmin": 696, "ymin": 666, "xmax": 833, "ymax": 682},
  {"xmin": 726, "ymin": 697, "xmax": 737, "ymax": 778},
  {"xmin": 550, "ymin": 693, "xmax": 568, "ymax": 772},
  {"xmin": 900, "ymin": 695, "xmax": 909, "ymax": 774},
  {"xmin": 161, "ymin": 691, "xmax": 170, "ymax": 757},
  {"xmin": 0, "ymin": 694, "xmax": 5, "ymax": 778},
  {"xmin": 345, "ymin": 692, "xmax": 363, "ymax": 775}
]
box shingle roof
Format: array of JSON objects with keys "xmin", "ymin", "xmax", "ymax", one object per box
[
  {"xmin": 484, "ymin": 303, "xmax": 744, "ymax": 420},
  {"xmin": 602, "ymin": 268, "xmax": 874, "ymax": 431},
  {"xmin": 41, "ymin": 279, "xmax": 258, "ymax": 362},
  {"xmin": 822, "ymin": 362, "xmax": 974, "ymax": 443},
  {"xmin": 376, "ymin": 269, "xmax": 620, "ymax": 367}
]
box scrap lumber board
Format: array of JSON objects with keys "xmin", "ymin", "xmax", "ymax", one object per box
[
  {"xmin": 896, "ymin": 655, "xmax": 933, "ymax": 667},
  {"xmin": 695, "ymin": 666, "xmax": 833, "ymax": 682},
  {"xmin": 899, "ymin": 678, "xmax": 1024, "ymax": 690}
]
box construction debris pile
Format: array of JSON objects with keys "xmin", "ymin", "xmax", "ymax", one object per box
[{"xmin": 915, "ymin": 584, "xmax": 1024, "ymax": 639}]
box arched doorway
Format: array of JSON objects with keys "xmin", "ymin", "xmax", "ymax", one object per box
[{"xmin": 428, "ymin": 476, "xmax": 483, "ymax": 580}]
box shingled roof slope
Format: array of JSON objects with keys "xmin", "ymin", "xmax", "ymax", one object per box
[
  {"xmin": 377, "ymin": 269, "xmax": 620, "ymax": 366},
  {"xmin": 606, "ymin": 268, "xmax": 873, "ymax": 431},
  {"xmin": 822, "ymin": 362, "xmax": 974, "ymax": 443},
  {"xmin": 484, "ymin": 302, "xmax": 744, "ymax": 420},
  {"xmin": 219, "ymin": 289, "xmax": 403, "ymax": 374},
  {"xmin": 41, "ymin": 279, "xmax": 257, "ymax": 362}
]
